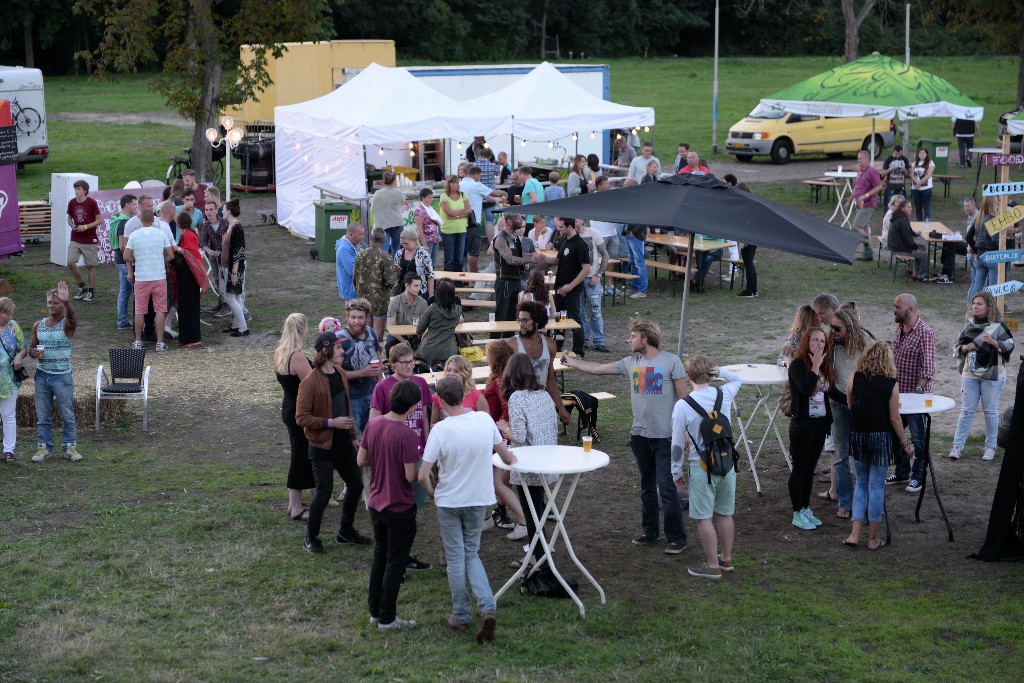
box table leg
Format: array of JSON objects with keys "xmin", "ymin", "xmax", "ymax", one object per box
[
  {"xmin": 829, "ymin": 179, "xmax": 853, "ymax": 227},
  {"xmin": 912, "ymin": 415, "xmax": 955, "ymax": 541},
  {"xmin": 730, "ymin": 393, "xmax": 764, "ymax": 495}
]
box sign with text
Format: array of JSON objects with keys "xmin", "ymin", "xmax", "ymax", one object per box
[
  {"xmin": 329, "ymin": 214, "xmax": 349, "ymax": 230},
  {"xmin": 1006, "ymin": 317, "xmax": 1019, "ymax": 332},
  {"xmin": 0, "ymin": 125, "xmax": 17, "ymax": 166},
  {"xmin": 983, "ymin": 182, "xmax": 1024, "ymax": 197},
  {"xmin": 980, "ymin": 249, "xmax": 1022, "ymax": 263},
  {"xmin": 986, "ymin": 205, "xmax": 1024, "ymax": 235},
  {"xmin": 986, "ymin": 153, "xmax": 1024, "ymax": 166},
  {"xmin": 986, "ymin": 280, "xmax": 1023, "ymax": 297}
]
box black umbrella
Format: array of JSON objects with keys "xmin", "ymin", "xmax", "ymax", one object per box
[{"xmin": 504, "ymin": 173, "xmax": 863, "ymax": 355}]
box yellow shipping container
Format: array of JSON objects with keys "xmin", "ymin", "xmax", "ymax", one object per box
[{"xmin": 227, "ymin": 40, "xmax": 395, "ymax": 123}]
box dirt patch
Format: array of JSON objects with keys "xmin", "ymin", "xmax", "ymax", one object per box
[{"xmin": 50, "ymin": 112, "xmax": 193, "ymax": 128}]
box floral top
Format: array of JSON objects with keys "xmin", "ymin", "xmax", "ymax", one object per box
[
  {"xmin": 413, "ymin": 203, "xmax": 440, "ymax": 244},
  {"xmin": 507, "ymin": 389, "xmax": 558, "ymax": 487},
  {"xmin": 392, "ymin": 248, "xmax": 435, "ymax": 290},
  {"xmin": 353, "ymin": 247, "xmax": 398, "ymax": 318},
  {"xmin": 0, "ymin": 321, "xmax": 26, "ymax": 398}
]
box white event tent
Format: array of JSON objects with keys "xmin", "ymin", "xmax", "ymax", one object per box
[{"xmin": 274, "ymin": 62, "xmax": 655, "ymax": 237}]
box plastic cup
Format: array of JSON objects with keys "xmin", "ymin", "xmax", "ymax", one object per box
[
  {"xmin": 582, "ymin": 436, "xmax": 593, "ymax": 453},
  {"xmin": 35, "ymin": 345, "xmax": 44, "ymax": 356},
  {"xmin": 925, "ymin": 392, "xmax": 934, "ymax": 408},
  {"xmin": 488, "ymin": 313, "xmax": 496, "ymax": 323},
  {"xmin": 411, "ymin": 316, "xmax": 420, "ymax": 325}
]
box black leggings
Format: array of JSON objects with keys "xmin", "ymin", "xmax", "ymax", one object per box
[
  {"xmin": 307, "ymin": 445, "xmax": 364, "ymax": 540},
  {"xmin": 740, "ymin": 244, "xmax": 758, "ymax": 294},
  {"xmin": 517, "ymin": 484, "xmax": 546, "ymax": 561},
  {"xmin": 788, "ymin": 418, "xmax": 829, "ymax": 512}
]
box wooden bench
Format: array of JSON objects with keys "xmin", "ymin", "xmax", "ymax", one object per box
[
  {"xmin": 933, "ymin": 173, "xmax": 961, "ymax": 199},
  {"xmin": 602, "ymin": 270, "xmax": 638, "ymax": 305},
  {"xmin": 802, "ymin": 178, "xmax": 836, "ymax": 204},
  {"xmin": 644, "ymin": 258, "xmax": 700, "ymax": 296},
  {"xmin": 461, "ymin": 299, "xmax": 496, "ymax": 309},
  {"xmin": 18, "ymin": 201, "xmax": 51, "ymax": 242},
  {"xmin": 561, "ymin": 391, "xmax": 616, "ymax": 438},
  {"xmin": 875, "ymin": 236, "xmax": 914, "ymax": 281}
]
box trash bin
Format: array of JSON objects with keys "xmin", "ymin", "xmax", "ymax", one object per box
[
  {"xmin": 313, "ymin": 200, "xmax": 358, "ymax": 262},
  {"xmin": 915, "ymin": 138, "xmax": 951, "ymax": 175}
]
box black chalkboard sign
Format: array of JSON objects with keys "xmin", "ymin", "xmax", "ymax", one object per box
[{"xmin": 0, "ymin": 125, "xmax": 16, "ymax": 166}]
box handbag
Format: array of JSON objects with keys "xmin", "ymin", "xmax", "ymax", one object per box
[
  {"xmin": 0, "ymin": 332, "xmax": 28, "ymax": 382},
  {"xmin": 466, "ymin": 201, "xmax": 480, "ymax": 232}
]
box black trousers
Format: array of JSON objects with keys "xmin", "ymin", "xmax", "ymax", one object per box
[
  {"xmin": 788, "ymin": 417, "xmax": 829, "ymax": 512},
  {"xmin": 368, "ymin": 505, "xmax": 417, "ymax": 624},
  {"xmin": 740, "ymin": 244, "xmax": 758, "ymax": 294},
  {"xmin": 492, "ymin": 278, "xmax": 521, "ymax": 339},
  {"xmin": 554, "ymin": 288, "xmax": 584, "ymax": 356},
  {"xmin": 307, "ymin": 445, "xmax": 364, "ymax": 540},
  {"xmin": 517, "ymin": 484, "xmax": 547, "ymax": 561}
]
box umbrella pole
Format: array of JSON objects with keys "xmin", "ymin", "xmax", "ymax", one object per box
[{"xmin": 676, "ymin": 232, "xmax": 695, "ymax": 359}]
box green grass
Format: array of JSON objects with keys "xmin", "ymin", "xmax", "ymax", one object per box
[{"xmin": 43, "ymin": 74, "xmax": 172, "ymax": 114}]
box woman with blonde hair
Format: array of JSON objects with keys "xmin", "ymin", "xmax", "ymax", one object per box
[
  {"xmin": 274, "ymin": 313, "xmax": 315, "ymax": 520},
  {"xmin": 370, "ymin": 170, "xmax": 405, "ymax": 258},
  {"xmin": 439, "ymin": 175, "xmax": 472, "ymax": 271},
  {"xmin": 950, "ymin": 290, "xmax": 1014, "ymax": 461},
  {"xmin": 567, "ymin": 155, "xmax": 589, "ymax": 197},
  {"xmin": 481, "ymin": 340, "xmax": 526, "ymax": 535},
  {"xmin": 0, "ymin": 297, "xmax": 28, "ymax": 462},
  {"xmin": 392, "ymin": 228, "xmax": 435, "ymax": 299},
  {"xmin": 844, "ymin": 341, "xmax": 911, "ymax": 550},
  {"xmin": 430, "ymin": 354, "xmax": 487, "ymax": 428},
  {"xmin": 778, "ymin": 304, "xmax": 817, "ymax": 366}
]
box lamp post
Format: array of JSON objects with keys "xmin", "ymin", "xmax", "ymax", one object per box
[{"xmin": 206, "ymin": 115, "xmax": 244, "ymax": 202}]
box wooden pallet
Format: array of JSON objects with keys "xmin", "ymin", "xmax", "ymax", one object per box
[{"xmin": 18, "ymin": 201, "xmax": 51, "ymax": 239}]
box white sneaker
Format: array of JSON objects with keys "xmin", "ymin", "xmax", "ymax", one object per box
[
  {"xmin": 948, "ymin": 448, "xmax": 961, "ymax": 460},
  {"xmin": 505, "ymin": 524, "xmax": 528, "ymax": 540},
  {"xmin": 378, "ymin": 617, "xmax": 416, "ymax": 631},
  {"xmin": 983, "ymin": 448, "xmax": 996, "ymax": 461},
  {"xmin": 628, "ymin": 291, "xmax": 647, "ymax": 299}
]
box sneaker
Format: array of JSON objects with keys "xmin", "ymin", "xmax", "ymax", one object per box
[
  {"xmin": 792, "ymin": 511, "xmax": 815, "ymax": 530},
  {"xmin": 378, "ymin": 617, "xmax": 416, "ymax": 631},
  {"xmin": 447, "ymin": 615, "xmax": 469, "ymax": 633},
  {"xmin": 936, "ymin": 274, "xmax": 953, "ymax": 284},
  {"xmin": 336, "ymin": 530, "xmax": 372, "ymax": 545},
  {"xmin": 718, "ymin": 556, "xmax": 735, "ymax": 572},
  {"xmin": 687, "ymin": 563, "xmax": 723, "ymax": 580},
  {"xmin": 155, "ymin": 342, "xmax": 169, "ymax": 352},
  {"xmin": 83, "ymin": 290, "xmax": 94, "ymax": 302},
  {"xmin": 593, "ymin": 345, "xmax": 610, "ymax": 353},
  {"xmin": 505, "ymin": 524, "xmax": 528, "ymax": 541},
  {"xmin": 885, "ymin": 475, "xmax": 909, "ymax": 486},
  {"xmin": 801, "ymin": 508, "xmax": 822, "ymax": 527},
  {"xmin": 206, "ymin": 302, "xmax": 225, "ymax": 313},
  {"xmin": 406, "ymin": 555, "xmax": 431, "ymax": 571},
  {"xmin": 492, "ymin": 507, "xmax": 514, "ymax": 530},
  {"xmin": 476, "ymin": 611, "xmax": 497, "ymax": 643},
  {"xmin": 31, "ymin": 445, "xmax": 51, "ymax": 463},
  {"xmin": 64, "ymin": 444, "xmax": 83, "ymax": 462},
  {"xmin": 983, "ymin": 448, "xmax": 996, "ymax": 461},
  {"xmin": 905, "ymin": 479, "xmax": 923, "ymax": 493},
  {"xmin": 117, "ymin": 322, "xmax": 134, "ymax": 329},
  {"xmin": 737, "ymin": 291, "xmax": 758, "ymax": 298},
  {"xmin": 369, "ymin": 616, "xmax": 380, "ymax": 627},
  {"xmin": 665, "ymin": 541, "xmax": 688, "ymax": 555},
  {"xmin": 214, "ymin": 309, "xmax": 233, "ymax": 318},
  {"xmin": 73, "ymin": 284, "xmax": 87, "ymax": 300},
  {"xmin": 948, "ymin": 448, "xmax": 961, "ymax": 460},
  {"xmin": 303, "ymin": 535, "xmax": 325, "ymax": 554},
  {"xmin": 628, "ymin": 291, "xmax": 647, "ymax": 299},
  {"xmin": 132, "ymin": 340, "xmax": 144, "ymax": 350},
  {"xmin": 632, "ymin": 533, "xmax": 660, "ymax": 545}
]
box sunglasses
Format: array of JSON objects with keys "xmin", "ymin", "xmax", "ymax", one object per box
[{"xmin": 830, "ymin": 325, "xmax": 844, "ymax": 332}]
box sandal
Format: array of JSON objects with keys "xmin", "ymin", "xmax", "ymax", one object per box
[
  {"xmin": 835, "ymin": 508, "xmax": 851, "ymax": 519},
  {"xmin": 867, "ymin": 536, "xmax": 886, "ymax": 551},
  {"xmin": 3, "ymin": 452, "xmax": 15, "ymax": 463},
  {"xmin": 818, "ymin": 474, "xmax": 832, "ymax": 483},
  {"xmin": 841, "ymin": 539, "xmax": 859, "ymax": 549},
  {"xmin": 290, "ymin": 507, "xmax": 310, "ymax": 522},
  {"xmin": 817, "ymin": 490, "xmax": 836, "ymax": 501}
]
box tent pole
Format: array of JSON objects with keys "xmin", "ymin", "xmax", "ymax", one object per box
[
  {"xmin": 676, "ymin": 232, "xmax": 695, "ymax": 359},
  {"xmin": 511, "ymin": 135, "xmax": 516, "ymax": 169}
]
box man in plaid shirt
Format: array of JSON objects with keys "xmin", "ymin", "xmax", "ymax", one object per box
[{"xmin": 889, "ymin": 293, "xmax": 935, "ymax": 492}]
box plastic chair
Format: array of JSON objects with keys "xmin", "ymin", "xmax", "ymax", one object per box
[{"xmin": 95, "ymin": 348, "xmax": 152, "ymax": 431}]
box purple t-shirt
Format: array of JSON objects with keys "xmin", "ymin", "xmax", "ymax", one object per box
[
  {"xmin": 369, "ymin": 375, "xmax": 432, "ymax": 450},
  {"xmin": 854, "ymin": 166, "xmax": 882, "ymax": 209},
  {"xmin": 362, "ymin": 416, "xmax": 421, "ymax": 512}
]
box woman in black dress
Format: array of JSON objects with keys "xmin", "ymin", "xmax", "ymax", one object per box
[
  {"xmin": 173, "ymin": 210, "xmax": 208, "ymax": 347},
  {"xmin": 222, "ymin": 198, "xmax": 248, "ymax": 337},
  {"xmin": 274, "ymin": 313, "xmax": 315, "ymax": 520}
]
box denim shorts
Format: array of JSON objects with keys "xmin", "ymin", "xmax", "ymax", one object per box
[{"xmin": 688, "ymin": 463, "xmax": 736, "ymax": 520}]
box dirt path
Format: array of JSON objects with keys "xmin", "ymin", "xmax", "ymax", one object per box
[{"xmin": 50, "ymin": 111, "xmax": 193, "ymax": 128}]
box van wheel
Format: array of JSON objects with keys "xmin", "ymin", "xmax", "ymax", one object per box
[
  {"xmin": 770, "ymin": 140, "xmax": 792, "ymax": 165},
  {"xmin": 862, "ymin": 134, "xmax": 885, "ymax": 158},
  {"xmin": 734, "ymin": 153, "xmax": 754, "ymax": 162}
]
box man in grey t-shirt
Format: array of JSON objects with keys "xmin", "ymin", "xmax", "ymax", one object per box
[{"xmin": 561, "ymin": 317, "xmax": 689, "ymax": 554}]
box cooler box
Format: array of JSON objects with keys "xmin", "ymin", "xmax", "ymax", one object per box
[
  {"xmin": 916, "ymin": 138, "xmax": 951, "ymax": 175},
  {"xmin": 313, "ymin": 200, "xmax": 357, "ymax": 262}
]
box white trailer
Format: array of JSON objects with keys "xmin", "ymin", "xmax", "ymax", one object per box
[{"xmin": 0, "ymin": 66, "xmax": 48, "ymax": 166}]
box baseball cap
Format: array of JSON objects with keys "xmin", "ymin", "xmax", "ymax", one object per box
[{"xmin": 314, "ymin": 331, "xmax": 343, "ymax": 353}]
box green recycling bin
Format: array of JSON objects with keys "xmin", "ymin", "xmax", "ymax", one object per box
[
  {"xmin": 915, "ymin": 138, "xmax": 951, "ymax": 176},
  {"xmin": 313, "ymin": 200, "xmax": 359, "ymax": 262}
]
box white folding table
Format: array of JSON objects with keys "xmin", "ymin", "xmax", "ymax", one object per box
[
  {"xmin": 721, "ymin": 363, "xmax": 791, "ymax": 495},
  {"xmin": 899, "ymin": 393, "xmax": 956, "ymax": 541},
  {"xmin": 824, "ymin": 170, "xmax": 859, "ymax": 227},
  {"xmin": 492, "ymin": 445, "xmax": 608, "ymax": 617}
]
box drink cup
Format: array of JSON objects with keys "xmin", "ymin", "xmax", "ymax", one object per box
[
  {"xmin": 925, "ymin": 392, "xmax": 934, "ymax": 408},
  {"xmin": 488, "ymin": 313, "xmax": 496, "ymax": 323},
  {"xmin": 411, "ymin": 316, "xmax": 420, "ymax": 325},
  {"xmin": 370, "ymin": 359, "xmax": 381, "ymax": 372},
  {"xmin": 582, "ymin": 436, "xmax": 593, "ymax": 453},
  {"xmin": 559, "ymin": 310, "xmax": 567, "ymax": 321},
  {"xmin": 35, "ymin": 345, "xmax": 44, "ymax": 357}
]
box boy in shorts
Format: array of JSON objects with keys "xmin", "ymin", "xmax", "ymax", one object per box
[{"xmin": 66, "ymin": 179, "xmax": 103, "ymax": 301}]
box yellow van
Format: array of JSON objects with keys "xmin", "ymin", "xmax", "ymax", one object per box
[{"xmin": 726, "ymin": 110, "xmax": 894, "ymax": 164}]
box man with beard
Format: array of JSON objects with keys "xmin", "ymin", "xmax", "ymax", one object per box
[
  {"xmin": 533, "ymin": 217, "xmax": 590, "ymax": 357},
  {"xmin": 503, "ymin": 301, "xmax": 572, "ymax": 426},
  {"xmin": 888, "ymin": 293, "xmax": 935, "ymax": 493},
  {"xmin": 491, "ymin": 214, "xmax": 533, "ymax": 336},
  {"xmin": 339, "ymin": 298, "xmax": 384, "ymax": 435}
]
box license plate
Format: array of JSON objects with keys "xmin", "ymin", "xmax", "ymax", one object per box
[{"xmin": 733, "ymin": 143, "xmax": 746, "ymax": 148}]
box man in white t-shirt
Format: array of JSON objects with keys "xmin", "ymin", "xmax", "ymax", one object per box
[
  {"xmin": 626, "ymin": 142, "xmax": 661, "ymax": 183},
  {"xmin": 124, "ymin": 208, "xmax": 175, "ymax": 351},
  {"xmin": 419, "ymin": 377, "xmax": 517, "ymax": 642}
]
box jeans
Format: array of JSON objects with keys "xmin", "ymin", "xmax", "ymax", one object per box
[
  {"xmin": 580, "ymin": 280, "xmax": 605, "ymax": 347},
  {"xmin": 788, "ymin": 417, "xmax": 828, "ymax": 511},
  {"xmin": 34, "ymin": 371, "xmax": 76, "ymax": 450},
  {"xmin": 427, "ymin": 241, "xmax": 438, "ymax": 266},
  {"xmin": 1, "ymin": 393, "xmax": 17, "ymax": 453},
  {"xmin": 631, "ymin": 435, "xmax": 686, "ymax": 544},
  {"xmin": 852, "ymin": 458, "xmax": 887, "ymax": 523},
  {"xmin": 739, "ymin": 244, "xmax": 758, "ymax": 294},
  {"xmin": 554, "ymin": 288, "xmax": 584, "ymax": 356},
  {"xmin": 953, "ymin": 374, "xmax": 1006, "ymax": 451},
  {"xmin": 603, "ymin": 233, "xmax": 620, "ymax": 260},
  {"xmin": 911, "ymin": 187, "xmax": 933, "ymax": 222},
  {"xmin": 894, "ymin": 414, "xmax": 926, "ymax": 482},
  {"xmin": 368, "ymin": 505, "xmax": 417, "ymax": 625},
  {"xmin": 830, "ymin": 399, "xmax": 853, "ymax": 510},
  {"xmin": 224, "ymin": 291, "xmax": 246, "ymax": 330},
  {"xmin": 442, "ymin": 232, "xmax": 466, "ymax": 272},
  {"xmin": 624, "ymin": 234, "xmax": 648, "ymax": 293},
  {"xmin": 437, "ymin": 505, "xmax": 494, "ymax": 622},
  {"xmin": 383, "ymin": 226, "xmax": 403, "ymax": 258},
  {"xmin": 307, "ymin": 448, "xmax": 364, "ymax": 540},
  {"xmin": 957, "ymin": 136, "xmax": 974, "ymax": 166},
  {"xmin": 116, "ymin": 262, "xmax": 133, "ymax": 327},
  {"xmin": 883, "ymin": 185, "xmax": 906, "ymax": 208},
  {"xmin": 696, "ymin": 249, "xmax": 723, "ymax": 285},
  {"xmin": 351, "ymin": 393, "xmax": 372, "ymax": 435},
  {"xmin": 969, "ymin": 259, "xmax": 999, "ymax": 306}
]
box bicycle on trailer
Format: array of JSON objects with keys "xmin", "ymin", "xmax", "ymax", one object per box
[
  {"xmin": 12, "ymin": 97, "xmax": 42, "ymax": 135},
  {"xmin": 166, "ymin": 145, "xmax": 225, "ymax": 188}
]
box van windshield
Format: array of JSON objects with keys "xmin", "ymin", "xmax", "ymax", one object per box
[{"xmin": 746, "ymin": 110, "xmax": 785, "ymax": 120}]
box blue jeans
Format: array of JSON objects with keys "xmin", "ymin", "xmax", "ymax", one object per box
[
  {"xmin": 953, "ymin": 374, "xmax": 1006, "ymax": 451},
  {"xmin": 116, "ymin": 262, "xmax": 133, "ymax": 327},
  {"xmin": 624, "ymin": 234, "xmax": 647, "ymax": 293},
  {"xmin": 852, "ymin": 458, "xmax": 887, "ymax": 523},
  {"xmin": 911, "ymin": 187, "xmax": 933, "ymax": 222},
  {"xmin": 894, "ymin": 414, "xmax": 926, "ymax": 482},
  {"xmin": 383, "ymin": 226, "xmax": 403, "ymax": 258},
  {"xmin": 442, "ymin": 232, "xmax": 465, "ymax": 272},
  {"xmin": 883, "ymin": 185, "xmax": 906, "ymax": 208},
  {"xmin": 437, "ymin": 506, "xmax": 494, "ymax": 623},
  {"xmin": 580, "ymin": 280, "xmax": 605, "ymax": 347},
  {"xmin": 351, "ymin": 393, "xmax": 372, "ymax": 435},
  {"xmin": 830, "ymin": 399, "xmax": 853, "ymax": 509},
  {"xmin": 34, "ymin": 370, "xmax": 76, "ymax": 450},
  {"xmin": 697, "ymin": 249, "xmax": 723, "ymax": 284},
  {"xmin": 603, "ymin": 233, "xmax": 620, "ymax": 260},
  {"xmin": 969, "ymin": 258, "xmax": 999, "ymax": 306},
  {"xmin": 631, "ymin": 435, "xmax": 686, "ymax": 544},
  {"xmin": 427, "ymin": 241, "xmax": 438, "ymax": 266}
]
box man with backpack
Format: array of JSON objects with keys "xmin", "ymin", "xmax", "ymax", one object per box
[{"xmin": 671, "ymin": 356, "xmax": 743, "ymax": 579}]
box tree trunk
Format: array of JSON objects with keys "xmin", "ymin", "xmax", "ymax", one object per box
[
  {"xmin": 1017, "ymin": 16, "xmax": 1024, "ymax": 109},
  {"xmin": 840, "ymin": 0, "xmax": 876, "ymax": 63},
  {"xmin": 191, "ymin": 0, "xmax": 222, "ymax": 186},
  {"xmin": 539, "ymin": 0, "xmax": 549, "ymax": 59},
  {"xmin": 23, "ymin": 17, "xmax": 34, "ymax": 68}
]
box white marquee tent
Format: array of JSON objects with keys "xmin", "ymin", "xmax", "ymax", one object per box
[{"xmin": 274, "ymin": 62, "xmax": 656, "ymax": 236}]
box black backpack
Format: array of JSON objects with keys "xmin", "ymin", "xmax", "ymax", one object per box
[
  {"xmin": 561, "ymin": 390, "xmax": 600, "ymax": 443},
  {"xmin": 683, "ymin": 388, "xmax": 738, "ymax": 484}
]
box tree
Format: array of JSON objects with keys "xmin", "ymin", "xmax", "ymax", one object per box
[{"xmin": 74, "ymin": 0, "xmax": 334, "ymax": 183}]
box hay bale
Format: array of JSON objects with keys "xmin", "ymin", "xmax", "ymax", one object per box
[{"xmin": 16, "ymin": 388, "xmax": 133, "ymax": 428}]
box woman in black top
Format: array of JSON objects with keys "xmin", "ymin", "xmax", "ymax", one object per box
[
  {"xmin": 222, "ymin": 198, "xmax": 248, "ymax": 337},
  {"xmin": 844, "ymin": 341, "xmax": 912, "ymax": 550},
  {"xmin": 274, "ymin": 313, "xmax": 315, "ymax": 521},
  {"xmin": 787, "ymin": 328, "xmax": 834, "ymax": 531},
  {"xmin": 886, "ymin": 198, "xmax": 930, "ymax": 280}
]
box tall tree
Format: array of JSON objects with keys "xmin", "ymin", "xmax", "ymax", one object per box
[
  {"xmin": 74, "ymin": 0, "xmax": 334, "ymax": 183},
  {"xmin": 839, "ymin": 0, "xmax": 875, "ymax": 62}
]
